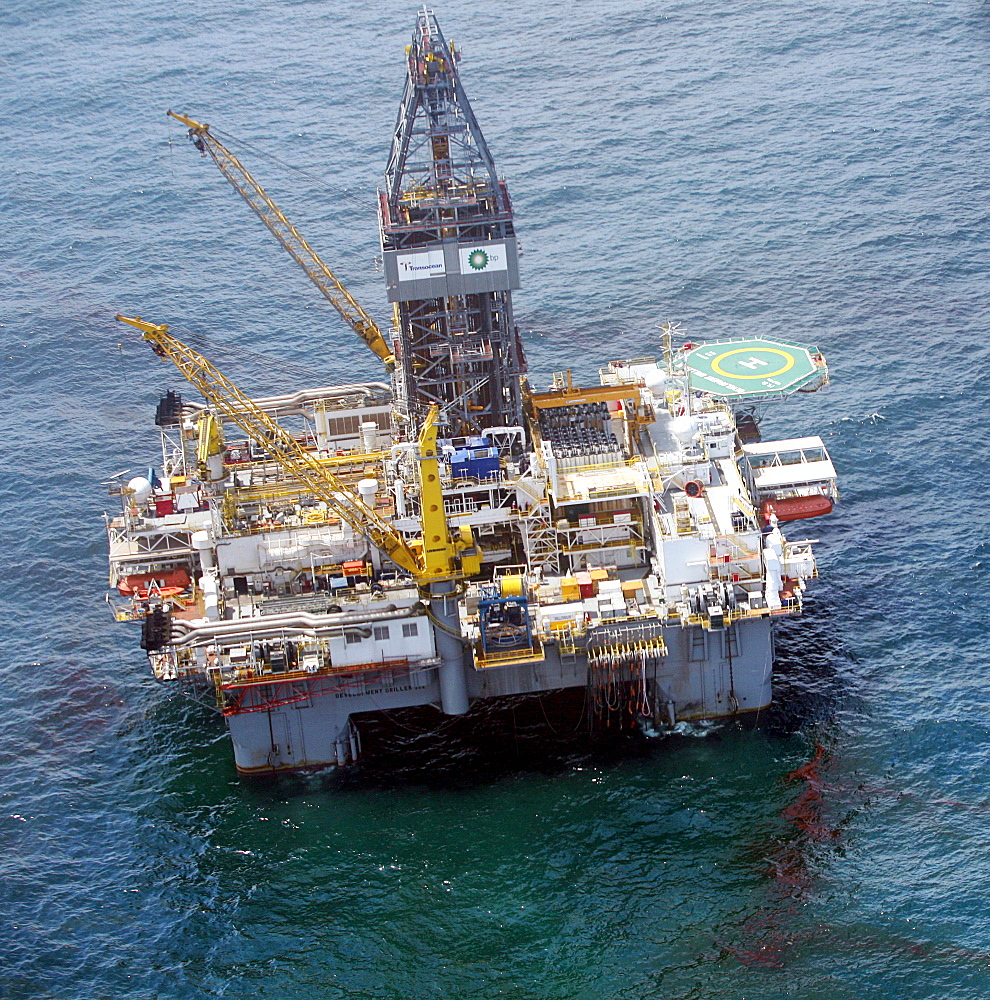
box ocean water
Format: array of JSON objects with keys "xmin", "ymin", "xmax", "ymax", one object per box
[{"xmin": 3, "ymin": 0, "xmax": 990, "ymax": 996}]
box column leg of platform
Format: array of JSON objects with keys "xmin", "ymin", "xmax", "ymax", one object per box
[{"xmin": 431, "ymin": 580, "xmax": 469, "ymax": 715}]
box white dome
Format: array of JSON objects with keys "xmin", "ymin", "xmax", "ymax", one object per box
[
  {"xmin": 645, "ymin": 370, "xmax": 667, "ymax": 395},
  {"xmin": 670, "ymin": 416, "xmax": 699, "ymax": 443},
  {"xmin": 126, "ymin": 476, "xmax": 153, "ymax": 501}
]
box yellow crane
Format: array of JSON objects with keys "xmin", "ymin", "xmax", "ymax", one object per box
[
  {"xmin": 115, "ymin": 314, "xmax": 478, "ymax": 584},
  {"xmin": 166, "ymin": 110, "xmax": 395, "ymax": 368}
]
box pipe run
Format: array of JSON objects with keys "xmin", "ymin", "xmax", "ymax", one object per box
[
  {"xmin": 170, "ymin": 603, "xmax": 423, "ymax": 646},
  {"xmin": 190, "ymin": 624, "xmax": 372, "ymax": 648},
  {"xmin": 182, "ymin": 383, "xmax": 391, "ymax": 416}
]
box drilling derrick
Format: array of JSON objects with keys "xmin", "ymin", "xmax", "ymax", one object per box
[{"xmin": 381, "ymin": 7, "xmax": 525, "ymax": 439}]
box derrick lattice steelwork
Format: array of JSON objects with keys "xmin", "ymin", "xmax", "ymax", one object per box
[{"xmin": 380, "ymin": 7, "xmax": 525, "ymax": 438}]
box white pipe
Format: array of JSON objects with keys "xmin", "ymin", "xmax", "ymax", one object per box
[
  {"xmin": 200, "ymin": 573, "xmax": 220, "ymax": 622},
  {"xmin": 170, "ymin": 604, "xmax": 421, "ymax": 645},
  {"xmin": 182, "ymin": 383, "xmax": 391, "ymax": 415},
  {"xmin": 314, "ymin": 407, "xmax": 329, "ymax": 451},
  {"xmin": 393, "ymin": 478, "xmax": 407, "ymax": 517},
  {"xmin": 191, "ymin": 529, "xmax": 216, "ymax": 573}
]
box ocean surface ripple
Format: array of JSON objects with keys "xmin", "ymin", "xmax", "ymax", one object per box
[{"xmin": 2, "ymin": 1, "xmax": 989, "ymax": 997}]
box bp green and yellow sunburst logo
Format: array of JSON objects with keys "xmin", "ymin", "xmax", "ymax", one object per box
[{"xmin": 468, "ymin": 249, "xmax": 489, "ymax": 270}]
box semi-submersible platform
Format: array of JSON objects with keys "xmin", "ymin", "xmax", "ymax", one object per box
[{"xmin": 106, "ymin": 8, "xmax": 838, "ymax": 776}]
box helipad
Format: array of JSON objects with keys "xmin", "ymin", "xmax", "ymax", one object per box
[{"xmin": 685, "ymin": 338, "xmax": 825, "ymax": 400}]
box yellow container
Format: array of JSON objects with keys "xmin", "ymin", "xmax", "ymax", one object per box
[
  {"xmin": 621, "ymin": 579, "xmax": 643, "ymax": 597},
  {"xmin": 560, "ymin": 577, "xmax": 581, "ymax": 602}
]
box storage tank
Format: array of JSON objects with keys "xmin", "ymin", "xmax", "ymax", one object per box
[{"xmin": 358, "ymin": 479, "xmax": 378, "ymax": 507}]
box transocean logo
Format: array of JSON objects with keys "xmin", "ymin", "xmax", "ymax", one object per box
[{"xmin": 467, "ymin": 249, "xmax": 490, "ymax": 270}]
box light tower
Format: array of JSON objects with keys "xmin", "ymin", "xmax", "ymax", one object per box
[{"xmin": 380, "ymin": 7, "xmax": 525, "ymax": 439}]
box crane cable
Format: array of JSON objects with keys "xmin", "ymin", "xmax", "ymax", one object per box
[
  {"xmin": 205, "ymin": 126, "xmax": 375, "ymax": 211},
  {"xmin": 166, "ymin": 110, "xmax": 394, "ymax": 367}
]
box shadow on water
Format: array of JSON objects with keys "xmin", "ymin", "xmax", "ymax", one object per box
[
  {"xmin": 765, "ymin": 596, "xmax": 863, "ymax": 737},
  {"xmin": 248, "ymin": 687, "xmax": 660, "ymax": 797}
]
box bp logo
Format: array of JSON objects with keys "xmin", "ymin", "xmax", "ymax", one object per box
[{"xmin": 467, "ymin": 249, "xmax": 489, "ymax": 270}]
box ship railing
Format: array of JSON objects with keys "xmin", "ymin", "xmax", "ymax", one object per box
[
  {"xmin": 562, "ymin": 507, "xmax": 643, "ymax": 526},
  {"xmin": 217, "ymin": 656, "xmax": 441, "ymax": 716},
  {"xmin": 711, "ymin": 534, "xmax": 762, "ymax": 561},
  {"xmin": 561, "ymin": 481, "xmax": 649, "ymax": 503},
  {"xmin": 552, "ymin": 626, "xmax": 579, "ymax": 656},
  {"xmin": 216, "ymin": 655, "xmax": 428, "ymax": 688},
  {"xmin": 598, "ymin": 359, "xmax": 657, "ymax": 385},
  {"xmin": 105, "ymin": 592, "xmax": 143, "ymax": 623},
  {"xmin": 474, "ymin": 638, "xmax": 545, "ymax": 669},
  {"xmin": 782, "ymin": 539, "xmax": 819, "ymax": 579},
  {"xmin": 677, "ymin": 598, "xmax": 802, "ymax": 628},
  {"xmin": 443, "ymin": 496, "xmax": 481, "ymax": 516},
  {"xmin": 706, "ymin": 568, "xmax": 762, "ymax": 588},
  {"xmin": 562, "ymin": 543, "xmax": 649, "ymax": 560},
  {"xmin": 728, "ymin": 495, "xmax": 759, "ymax": 524},
  {"xmin": 399, "ymin": 180, "xmax": 491, "ymax": 206},
  {"xmin": 678, "ymin": 609, "xmax": 745, "ymax": 628},
  {"xmin": 108, "ymin": 520, "xmax": 195, "ymax": 556},
  {"xmin": 562, "ymin": 456, "xmax": 643, "ymax": 476},
  {"xmin": 707, "ymin": 538, "xmax": 763, "ymax": 584},
  {"xmin": 535, "ymin": 611, "xmax": 671, "ymax": 646},
  {"xmin": 513, "ymin": 477, "xmax": 547, "ymax": 505}
]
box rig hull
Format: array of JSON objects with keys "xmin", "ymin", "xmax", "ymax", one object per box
[{"xmin": 225, "ymin": 616, "xmax": 773, "ymax": 775}]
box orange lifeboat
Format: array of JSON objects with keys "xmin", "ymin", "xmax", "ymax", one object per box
[
  {"xmin": 761, "ymin": 496, "xmax": 833, "ymax": 523},
  {"xmin": 118, "ymin": 567, "xmax": 191, "ymax": 596},
  {"xmin": 133, "ymin": 586, "xmax": 185, "ymax": 602}
]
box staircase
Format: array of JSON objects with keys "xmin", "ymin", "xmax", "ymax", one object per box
[{"xmin": 521, "ymin": 499, "xmax": 560, "ymax": 574}]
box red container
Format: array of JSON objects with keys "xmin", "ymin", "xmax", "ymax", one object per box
[{"xmin": 155, "ymin": 496, "xmax": 175, "ymax": 517}]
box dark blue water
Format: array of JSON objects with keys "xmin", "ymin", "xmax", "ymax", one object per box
[{"xmin": 3, "ymin": 1, "xmax": 990, "ymax": 996}]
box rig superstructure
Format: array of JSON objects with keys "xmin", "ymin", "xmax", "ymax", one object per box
[{"xmin": 105, "ymin": 8, "xmax": 838, "ymax": 776}]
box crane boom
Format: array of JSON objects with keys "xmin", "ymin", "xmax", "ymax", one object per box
[
  {"xmin": 115, "ymin": 314, "xmax": 417, "ymax": 574},
  {"xmin": 166, "ymin": 110, "xmax": 394, "ymax": 367}
]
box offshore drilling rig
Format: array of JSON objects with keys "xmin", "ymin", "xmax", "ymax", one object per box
[{"xmin": 105, "ymin": 8, "xmax": 837, "ymax": 775}]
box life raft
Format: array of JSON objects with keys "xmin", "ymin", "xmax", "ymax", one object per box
[
  {"xmin": 133, "ymin": 586, "xmax": 185, "ymax": 602},
  {"xmin": 761, "ymin": 495, "xmax": 833, "ymax": 522},
  {"xmin": 118, "ymin": 567, "xmax": 191, "ymax": 596}
]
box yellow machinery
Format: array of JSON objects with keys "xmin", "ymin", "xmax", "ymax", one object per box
[
  {"xmin": 195, "ymin": 411, "xmax": 223, "ymax": 481},
  {"xmin": 166, "ymin": 111, "xmax": 395, "ymax": 368},
  {"xmin": 115, "ymin": 314, "xmax": 478, "ymax": 584},
  {"xmin": 409, "ymin": 402, "xmax": 481, "ymax": 580}
]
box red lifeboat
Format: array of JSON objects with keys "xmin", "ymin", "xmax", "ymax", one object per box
[{"xmin": 761, "ymin": 495, "xmax": 833, "ymax": 523}]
